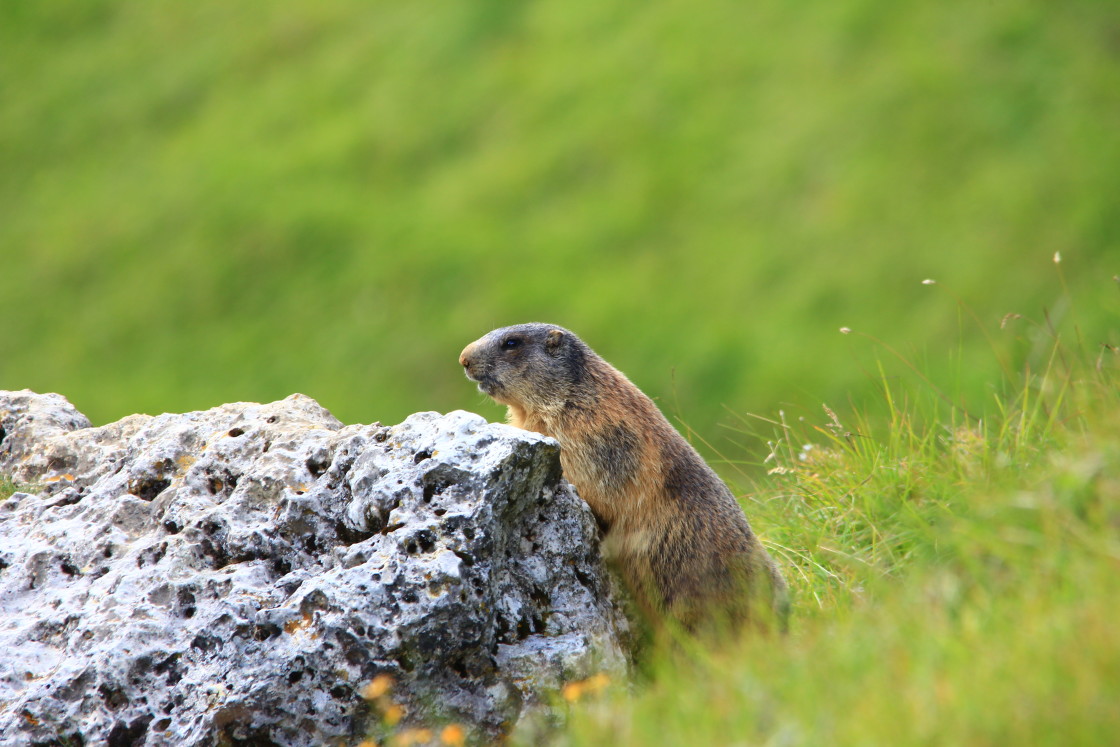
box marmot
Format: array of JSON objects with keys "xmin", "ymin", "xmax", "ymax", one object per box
[{"xmin": 459, "ymin": 323, "xmax": 788, "ymax": 633}]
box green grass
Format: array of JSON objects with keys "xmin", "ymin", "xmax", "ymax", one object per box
[
  {"xmin": 537, "ymin": 325, "xmax": 1120, "ymax": 745},
  {"xmin": 0, "ymin": 475, "xmax": 40, "ymax": 501},
  {"xmin": 1, "ymin": 0, "xmax": 1117, "ymax": 460}
]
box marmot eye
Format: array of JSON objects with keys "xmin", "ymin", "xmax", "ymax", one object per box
[{"xmin": 502, "ymin": 338, "xmax": 521, "ymax": 350}]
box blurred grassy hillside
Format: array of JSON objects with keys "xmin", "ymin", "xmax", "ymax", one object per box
[{"xmin": 1, "ymin": 0, "xmax": 1117, "ymax": 457}]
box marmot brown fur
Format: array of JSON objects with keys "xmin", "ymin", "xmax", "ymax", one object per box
[{"xmin": 460, "ymin": 323, "xmax": 788, "ymax": 633}]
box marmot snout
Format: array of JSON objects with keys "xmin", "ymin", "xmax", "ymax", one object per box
[{"xmin": 460, "ymin": 322, "xmax": 789, "ymax": 632}]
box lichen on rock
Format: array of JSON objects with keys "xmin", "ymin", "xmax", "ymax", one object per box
[{"xmin": 0, "ymin": 390, "xmax": 629, "ymax": 746}]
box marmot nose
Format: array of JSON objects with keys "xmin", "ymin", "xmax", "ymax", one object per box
[{"xmin": 459, "ymin": 344, "xmax": 474, "ymax": 371}]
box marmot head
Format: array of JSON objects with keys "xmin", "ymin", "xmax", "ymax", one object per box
[{"xmin": 459, "ymin": 323, "xmax": 588, "ymax": 411}]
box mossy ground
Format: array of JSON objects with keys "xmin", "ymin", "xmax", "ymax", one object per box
[{"xmin": 0, "ymin": 476, "xmax": 18, "ymax": 502}]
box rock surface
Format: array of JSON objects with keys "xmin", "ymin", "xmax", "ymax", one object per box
[{"xmin": 0, "ymin": 390, "xmax": 629, "ymax": 746}]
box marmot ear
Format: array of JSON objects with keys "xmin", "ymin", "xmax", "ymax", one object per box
[{"xmin": 545, "ymin": 328, "xmax": 565, "ymax": 354}]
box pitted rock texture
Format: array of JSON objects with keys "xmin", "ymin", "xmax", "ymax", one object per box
[{"xmin": 0, "ymin": 390, "xmax": 628, "ymax": 746}]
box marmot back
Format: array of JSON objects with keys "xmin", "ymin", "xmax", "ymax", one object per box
[{"xmin": 459, "ymin": 323, "xmax": 789, "ymax": 633}]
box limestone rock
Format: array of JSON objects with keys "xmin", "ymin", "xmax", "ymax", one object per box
[{"xmin": 0, "ymin": 390, "xmax": 628, "ymax": 746}]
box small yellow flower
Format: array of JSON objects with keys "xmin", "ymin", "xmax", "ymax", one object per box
[
  {"xmin": 561, "ymin": 672, "xmax": 611, "ymax": 703},
  {"xmin": 584, "ymin": 672, "xmax": 610, "ymax": 694},
  {"xmin": 440, "ymin": 724, "xmax": 466, "ymax": 746},
  {"xmin": 356, "ymin": 741, "xmax": 379, "ymax": 747},
  {"xmin": 561, "ymin": 681, "xmax": 584, "ymax": 702},
  {"xmin": 393, "ymin": 728, "xmax": 432, "ymax": 746},
  {"xmin": 361, "ymin": 674, "xmax": 393, "ymax": 701},
  {"xmin": 384, "ymin": 704, "xmax": 405, "ymax": 727}
]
